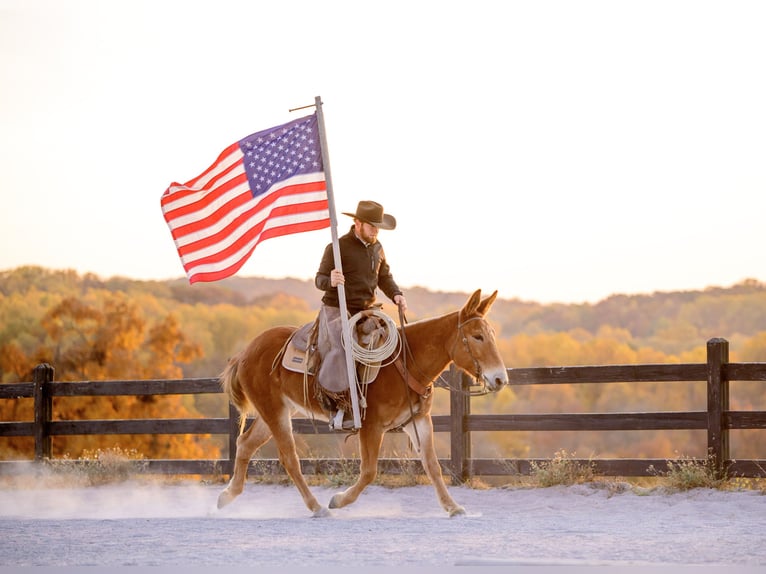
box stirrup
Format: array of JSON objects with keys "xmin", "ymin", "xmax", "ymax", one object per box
[{"xmin": 328, "ymin": 409, "xmax": 355, "ymax": 431}]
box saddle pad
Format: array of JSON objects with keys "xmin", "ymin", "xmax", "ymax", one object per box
[{"xmin": 281, "ymin": 322, "xmax": 317, "ymax": 375}]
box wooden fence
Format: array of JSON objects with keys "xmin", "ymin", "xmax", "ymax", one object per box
[{"xmin": 1, "ymin": 338, "xmax": 765, "ymax": 481}]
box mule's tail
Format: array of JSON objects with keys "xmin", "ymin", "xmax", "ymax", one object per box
[{"xmin": 219, "ymin": 356, "xmax": 251, "ymax": 435}]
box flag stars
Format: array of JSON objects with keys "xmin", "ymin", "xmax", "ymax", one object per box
[{"xmin": 239, "ymin": 116, "xmax": 322, "ymax": 198}]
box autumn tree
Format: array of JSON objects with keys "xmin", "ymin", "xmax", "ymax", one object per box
[
  {"xmin": 141, "ymin": 314, "xmax": 202, "ymax": 379},
  {"xmin": 1, "ymin": 290, "xmax": 215, "ymax": 461}
]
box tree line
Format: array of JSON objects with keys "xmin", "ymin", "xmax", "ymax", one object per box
[{"xmin": 1, "ymin": 266, "xmax": 764, "ymax": 462}]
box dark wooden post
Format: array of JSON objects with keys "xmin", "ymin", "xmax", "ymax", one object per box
[
  {"xmin": 227, "ymin": 402, "xmax": 240, "ymax": 477},
  {"xmin": 33, "ymin": 363, "xmax": 54, "ymax": 461},
  {"xmin": 706, "ymin": 338, "xmax": 730, "ymax": 478},
  {"xmin": 449, "ymin": 364, "xmax": 471, "ymax": 484}
]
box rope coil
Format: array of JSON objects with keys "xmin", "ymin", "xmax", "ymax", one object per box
[{"xmin": 342, "ymin": 310, "xmax": 400, "ymax": 366}]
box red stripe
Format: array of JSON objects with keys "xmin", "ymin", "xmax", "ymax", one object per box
[
  {"xmin": 259, "ymin": 217, "xmax": 331, "ymax": 242},
  {"xmin": 188, "ymin": 258, "xmax": 251, "ymax": 284},
  {"xmin": 169, "ymin": 188, "xmax": 252, "ymax": 241},
  {"xmin": 182, "ymin": 200, "xmax": 329, "ymax": 273},
  {"xmin": 180, "ymin": 194, "xmax": 327, "ymax": 271},
  {"xmin": 162, "ymin": 170, "xmax": 248, "ymax": 226},
  {"xmin": 186, "ymin": 216, "xmax": 330, "ymax": 284},
  {"xmin": 177, "ymin": 181, "xmax": 327, "ymax": 256},
  {"xmin": 160, "ymin": 142, "xmax": 241, "ymax": 206},
  {"xmin": 184, "ymin": 142, "xmax": 241, "ymax": 189}
]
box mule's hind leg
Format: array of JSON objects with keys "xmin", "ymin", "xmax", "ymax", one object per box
[
  {"xmin": 217, "ymin": 415, "xmax": 272, "ymax": 509},
  {"xmin": 404, "ymin": 417, "xmax": 466, "ymax": 516},
  {"xmin": 329, "ymin": 426, "xmax": 384, "ymax": 509},
  {"xmin": 267, "ymin": 411, "xmax": 329, "ymax": 517}
]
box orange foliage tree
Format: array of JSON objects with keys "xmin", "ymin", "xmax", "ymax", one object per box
[{"xmin": 0, "ymin": 291, "xmax": 216, "ymax": 461}]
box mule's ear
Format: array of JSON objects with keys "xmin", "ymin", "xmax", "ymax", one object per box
[
  {"xmin": 476, "ymin": 290, "xmax": 498, "ymax": 316},
  {"xmin": 460, "ymin": 289, "xmax": 483, "ymax": 320}
]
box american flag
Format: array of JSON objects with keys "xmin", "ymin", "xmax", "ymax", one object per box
[{"xmin": 161, "ymin": 113, "xmax": 329, "ymax": 284}]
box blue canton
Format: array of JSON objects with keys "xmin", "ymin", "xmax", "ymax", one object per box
[{"xmin": 238, "ymin": 114, "xmax": 323, "ymax": 198}]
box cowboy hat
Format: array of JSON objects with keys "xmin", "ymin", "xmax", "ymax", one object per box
[{"xmin": 342, "ymin": 200, "xmax": 396, "ymax": 230}]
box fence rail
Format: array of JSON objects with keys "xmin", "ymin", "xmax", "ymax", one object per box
[{"xmin": 1, "ymin": 338, "xmax": 765, "ymax": 481}]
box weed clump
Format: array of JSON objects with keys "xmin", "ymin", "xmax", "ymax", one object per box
[
  {"xmin": 48, "ymin": 446, "xmax": 147, "ymax": 486},
  {"xmin": 648, "ymin": 453, "xmax": 725, "ymax": 491},
  {"xmin": 529, "ymin": 450, "xmax": 595, "ymax": 487}
]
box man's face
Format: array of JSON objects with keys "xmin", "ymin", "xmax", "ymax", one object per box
[{"xmin": 355, "ymin": 220, "xmax": 379, "ymax": 244}]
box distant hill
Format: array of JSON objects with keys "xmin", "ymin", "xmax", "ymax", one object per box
[
  {"xmin": 2, "ymin": 266, "xmax": 765, "ymax": 355},
  {"xmin": 163, "ymin": 275, "xmax": 482, "ymax": 318},
  {"xmin": 165, "ymin": 274, "xmax": 766, "ymax": 353},
  {"xmin": 164, "ymin": 275, "xmax": 766, "ymax": 356}
]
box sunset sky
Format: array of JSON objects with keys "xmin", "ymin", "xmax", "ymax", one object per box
[{"xmin": 2, "ymin": 0, "xmax": 764, "ymax": 303}]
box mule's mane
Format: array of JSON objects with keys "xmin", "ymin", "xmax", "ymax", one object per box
[{"xmin": 400, "ymin": 308, "xmax": 458, "ymax": 329}]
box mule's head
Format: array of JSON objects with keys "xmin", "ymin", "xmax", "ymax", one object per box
[{"xmin": 451, "ymin": 289, "xmax": 509, "ymax": 392}]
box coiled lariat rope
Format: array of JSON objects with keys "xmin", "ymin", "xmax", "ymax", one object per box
[
  {"xmin": 343, "ymin": 309, "xmax": 400, "ymax": 364},
  {"xmin": 340, "ymin": 309, "xmax": 401, "ymax": 413}
]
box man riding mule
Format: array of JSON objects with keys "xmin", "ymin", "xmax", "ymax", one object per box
[
  {"xmin": 217, "ymin": 287, "xmax": 508, "ymax": 517},
  {"xmin": 314, "ymin": 200, "xmax": 408, "ymax": 429}
]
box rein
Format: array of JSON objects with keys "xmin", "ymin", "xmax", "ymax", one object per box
[
  {"xmin": 394, "ymin": 308, "xmax": 493, "ymax": 447},
  {"xmin": 397, "ymin": 304, "xmax": 422, "ymax": 448}
]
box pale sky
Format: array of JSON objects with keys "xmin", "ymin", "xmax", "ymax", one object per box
[{"xmin": 1, "ymin": 0, "xmax": 764, "ymax": 304}]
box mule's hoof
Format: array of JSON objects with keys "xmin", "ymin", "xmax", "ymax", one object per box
[
  {"xmin": 328, "ymin": 494, "xmax": 343, "ymax": 509},
  {"xmin": 448, "ymin": 505, "xmax": 466, "ymax": 517},
  {"xmin": 217, "ymin": 490, "xmax": 236, "ymax": 509},
  {"xmin": 312, "ymin": 505, "xmax": 331, "ymax": 518}
]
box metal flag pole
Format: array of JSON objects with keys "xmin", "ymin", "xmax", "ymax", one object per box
[{"xmin": 313, "ymin": 95, "xmax": 363, "ymax": 429}]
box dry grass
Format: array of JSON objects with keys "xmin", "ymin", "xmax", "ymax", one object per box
[
  {"xmin": 648, "ymin": 452, "xmax": 726, "ymax": 492},
  {"xmin": 527, "ymin": 450, "xmax": 595, "ymax": 487},
  {"xmin": 3, "ymin": 448, "xmax": 765, "ymax": 493},
  {"xmin": 48, "ymin": 446, "xmax": 147, "ymax": 486}
]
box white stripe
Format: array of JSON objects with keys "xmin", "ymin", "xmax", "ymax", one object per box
[
  {"xmin": 184, "ymin": 207, "xmax": 330, "ymax": 278},
  {"xmin": 168, "ymin": 147, "xmax": 244, "ymax": 197},
  {"xmin": 168, "ymin": 179, "xmax": 251, "ymax": 232},
  {"xmin": 172, "ymin": 176, "xmax": 326, "ymax": 248},
  {"xmin": 179, "ymin": 189, "xmax": 328, "ymax": 261},
  {"xmin": 163, "ymin": 164, "xmax": 246, "ymax": 216},
  {"xmin": 261, "ymin": 207, "xmax": 331, "ymax": 232}
]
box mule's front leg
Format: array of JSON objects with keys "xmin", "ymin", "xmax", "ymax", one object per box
[
  {"xmin": 405, "ymin": 417, "xmax": 466, "ymax": 516},
  {"xmin": 328, "ymin": 427, "xmax": 383, "ymax": 510}
]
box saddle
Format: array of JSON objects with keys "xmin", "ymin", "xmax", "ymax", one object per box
[
  {"xmin": 280, "ymin": 312, "xmax": 389, "ymax": 385},
  {"xmin": 279, "ymin": 311, "xmax": 400, "ymax": 430}
]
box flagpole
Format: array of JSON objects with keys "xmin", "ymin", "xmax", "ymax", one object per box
[{"xmin": 314, "ymin": 95, "xmax": 363, "ymax": 430}]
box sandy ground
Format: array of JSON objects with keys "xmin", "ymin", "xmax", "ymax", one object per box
[{"xmin": 0, "ymin": 481, "xmax": 764, "ymax": 570}]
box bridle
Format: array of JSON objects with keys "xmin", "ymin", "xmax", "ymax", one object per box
[
  {"xmin": 395, "ymin": 307, "xmax": 493, "ymax": 450},
  {"xmin": 451, "ymin": 316, "xmax": 486, "ymax": 382},
  {"xmin": 397, "ymin": 309, "xmax": 494, "ymax": 400}
]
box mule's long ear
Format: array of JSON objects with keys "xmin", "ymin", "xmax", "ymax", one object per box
[
  {"xmin": 476, "ymin": 290, "xmax": 498, "ymax": 316},
  {"xmin": 460, "ymin": 289, "xmax": 483, "ymax": 321}
]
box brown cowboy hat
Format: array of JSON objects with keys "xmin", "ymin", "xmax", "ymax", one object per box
[{"xmin": 342, "ymin": 200, "xmax": 396, "ymax": 230}]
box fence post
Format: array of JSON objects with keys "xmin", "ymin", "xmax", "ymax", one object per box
[
  {"xmin": 33, "ymin": 363, "xmax": 54, "ymax": 461},
  {"xmin": 706, "ymin": 338, "xmax": 730, "ymax": 478},
  {"xmin": 449, "ymin": 364, "xmax": 471, "ymax": 484},
  {"xmin": 227, "ymin": 402, "xmax": 240, "ymax": 477}
]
